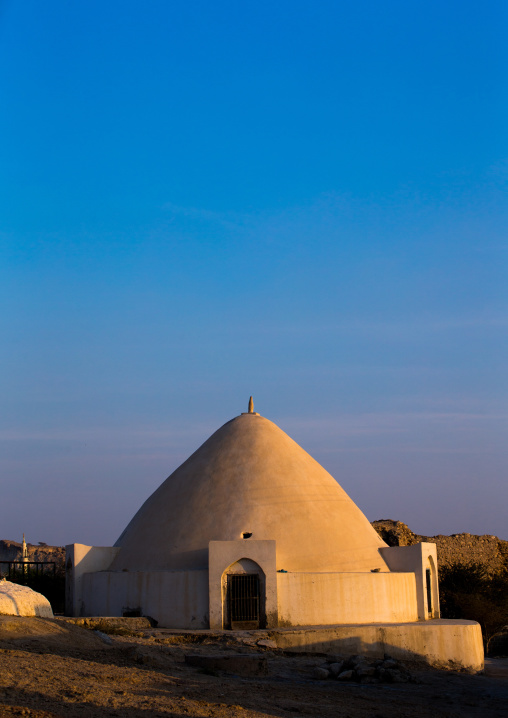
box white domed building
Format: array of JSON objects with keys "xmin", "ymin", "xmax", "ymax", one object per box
[{"xmin": 66, "ymin": 401, "xmax": 441, "ymax": 631}]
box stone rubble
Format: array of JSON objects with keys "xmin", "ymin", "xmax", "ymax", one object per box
[{"xmin": 312, "ymin": 654, "xmax": 414, "ymax": 684}]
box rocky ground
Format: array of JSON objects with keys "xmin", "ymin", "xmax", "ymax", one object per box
[{"xmin": 0, "ymin": 617, "xmax": 507, "ymax": 718}]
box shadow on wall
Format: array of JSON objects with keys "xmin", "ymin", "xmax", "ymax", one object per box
[
  {"xmin": 269, "ymin": 621, "xmax": 484, "ymax": 673},
  {"xmin": 2, "ymin": 617, "xmax": 484, "ymax": 678}
]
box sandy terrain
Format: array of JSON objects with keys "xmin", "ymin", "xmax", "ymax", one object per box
[{"xmin": 0, "ymin": 617, "xmax": 507, "ymax": 718}]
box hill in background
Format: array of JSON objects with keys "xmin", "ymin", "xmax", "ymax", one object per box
[{"xmin": 372, "ymin": 520, "xmax": 508, "ymax": 576}]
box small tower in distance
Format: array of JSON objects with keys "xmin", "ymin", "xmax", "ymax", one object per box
[
  {"xmin": 21, "ymin": 534, "xmax": 28, "ymax": 575},
  {"xmin": 22, "ymin": 534, "xmax": 28, "ymax": 563}
]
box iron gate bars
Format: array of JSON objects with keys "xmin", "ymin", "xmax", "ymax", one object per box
[
  {"xmin": 228, "ymin": 573, "xmax": 260, "ymax": 624},
  {"xmin": 0, "ymin": 561, "xmax": 56, "ymax": 582}
]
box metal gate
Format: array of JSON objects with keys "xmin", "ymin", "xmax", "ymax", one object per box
[
  {"xmin": 227, "ymin": 574, "xmax": 260, "ymax": 629},
  {"xmin": 0, "ymin": 561, "xmax": 56, "ymax": 581}
]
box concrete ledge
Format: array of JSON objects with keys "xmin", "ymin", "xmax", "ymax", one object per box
[
  {"xmin": 58, "ymin": 617, "xmax": 483, "ymax": 673},
  {"xmin": 270, "ymin": 620, "xmax": 484, "ymax": 672},
  {"xmin": 140, "ymin": 619, "xmax": 483, "ymax": 673}
]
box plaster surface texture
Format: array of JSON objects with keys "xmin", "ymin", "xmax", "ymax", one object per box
[
  {"xmin": 277, "ymin": 572, "xmax": 418, "ymax": 626},
  {"xmin": 271, "ymin": 620, "xmax": 484, "ymax": 672},
  {"xmin": 110, "ymin": 413, "xmax": 389, "ymax": 573},
  {"xmin": 80, "ymin": 570, "xmax": 209, "ymax": 628},
  {"xmin": 208, "ymin": 540, "xmax": 277, "ymax": 629},
  {"xmin": 381, "ymin": 542, "xmax": 440, "ymax": 619},
  {"xmin": 65, "ymin": 544, "xmax": 120, "ymax": 616},
  {"xmin": 0, "ymin": 580, "xmax": 53, "ymax": 618}
]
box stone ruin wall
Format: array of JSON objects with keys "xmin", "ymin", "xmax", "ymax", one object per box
[{"xmin": 372, "ymin": 520, "xmax": 508, "ymax": 576}]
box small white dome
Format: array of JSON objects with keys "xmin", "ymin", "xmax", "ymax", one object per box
[{"xmin": 0, "ymin": 580, "xmax": 54, "ymax": 618}]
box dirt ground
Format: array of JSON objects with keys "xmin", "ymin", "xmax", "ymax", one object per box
[{"xmin": 0, "ymin": 617, "xmax": 507, "ymax": 718}]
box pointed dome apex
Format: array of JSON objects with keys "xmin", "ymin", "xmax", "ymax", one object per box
[
  {"xmin": 241, "ymin": 395, "xmax": 259, "ymax": 416},
  {"xmin": 111, "ymin": 411, "xmax": 388, "ymax": 573}
]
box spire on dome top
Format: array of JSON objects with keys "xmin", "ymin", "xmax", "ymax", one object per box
[{"xmin": 241, "ymin": 396, "xmax": 259, "ymax": 416}]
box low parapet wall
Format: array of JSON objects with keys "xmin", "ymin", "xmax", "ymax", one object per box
[
  {"xmin": 271, "ymin": 619, "xmax": 484, "ymax": 672},
  {"xmin": 76, "ymin": 569, "xmax": 420, "ymax": 629},
  {"xmin": 80, "ymin": 570, "xmax": 209, "ymax": 628},
  {"xmin": 277, "ymin": 572, "xmax": 418, "ymax": 626}
]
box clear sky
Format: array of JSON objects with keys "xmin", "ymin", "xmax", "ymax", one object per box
[{"xmin": 1, "ymin": 1, "xmax": 507, "ymax": 545}]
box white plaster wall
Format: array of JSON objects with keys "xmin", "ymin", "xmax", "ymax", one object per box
[
  {"xmin": 380, "ymin": 542, "xmax": 440, "ymax": 619},
  {"xmin": 65, "ymin": 544, "xmax": 120, "ymax": 616},
  {"xmin": 80, "ymin": 570, "xmax": 209, "ymax": 628},
  {"xmin": 277, "ymin": 572, "xmax": 418, "ymax": 626},
  {"xmin": 271, "ymin": 620, "xmax": 484, "ymax": 672}
]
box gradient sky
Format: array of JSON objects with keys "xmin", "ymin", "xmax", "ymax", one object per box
[{"xmin": 1, "ymin": 1, "xmax": 507, "ymax": 546}]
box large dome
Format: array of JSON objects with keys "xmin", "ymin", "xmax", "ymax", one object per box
[{"xmin": 110, "ymin": 411, "xmax": 388, "ymax": 573}]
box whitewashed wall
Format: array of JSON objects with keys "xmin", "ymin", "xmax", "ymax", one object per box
[
  {"xmin": 80, "ymin": 570, "xmax": 209, "ymax": 628},
  {"xmin": 277, "ymin": 572, "xmax": 418, "ymax": 626}
]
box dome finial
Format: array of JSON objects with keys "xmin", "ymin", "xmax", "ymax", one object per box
[{"xmin": 241, "ymin": 396, "xmax": 259, "ymax": 416}]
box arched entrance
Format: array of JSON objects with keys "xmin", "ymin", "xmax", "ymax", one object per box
[
  {"xmin": 426, "ymin": 555, "xmax": 439, "ymax": 618},
  {"xmin": 222, "ymin": 558, "xmax": 266, "ymax": 629}
]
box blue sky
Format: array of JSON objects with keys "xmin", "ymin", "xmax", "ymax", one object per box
[{"xmin": 1, "ymin": 1, "xmax": 507, "ymax": 545}]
